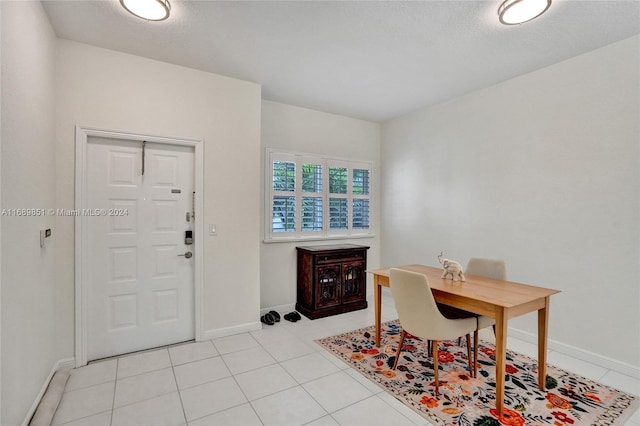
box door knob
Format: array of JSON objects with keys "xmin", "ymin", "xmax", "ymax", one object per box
[{"xmin": 178, "ymin": 251, "xmax": 193, "ymax": 259}]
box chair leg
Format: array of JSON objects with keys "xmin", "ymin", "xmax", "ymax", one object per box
[
  {"xmin": 433, "ymin": 339, "xmax": 440, "ymax": 397},
  {"xmin": 392, "ymin": 329, "xmax": 406, "ymax": 370},
  {"xmin": 457, "ymin": 336, "xmax": 462, "ymax": 346},
  {"xmin": 465, "ymin": 333, "xmax": 472, "ymax": 376},
  {"xmin": 473, "ymin": 330, "xmax": 479, "ymax": 378}
]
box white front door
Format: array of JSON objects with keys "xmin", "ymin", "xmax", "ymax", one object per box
[{"xmin": 86, "ymin": 136, "xmax": 195, "ymax": 360}]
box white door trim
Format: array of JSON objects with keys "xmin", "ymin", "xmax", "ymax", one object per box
[{"xmin": 75, "ymin": 126, "xmax": 204, "ymax": 367}]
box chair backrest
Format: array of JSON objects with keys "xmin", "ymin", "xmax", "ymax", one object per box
[
  {"xmin": 466, "ymin": 257, "xmax": 507, "ymax": 280},
  {"xmin": 389, "ymin": 268, "xmax": 464, "ymax": 341}
]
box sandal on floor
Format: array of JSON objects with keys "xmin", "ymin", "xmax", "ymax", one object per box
[
  {"xmin": 268, "ymin": 311, "xmax": 281, "ymax": 322},
  {"xmin": 261, "ymin": 313, "xmax": 275, "ymax": 325},
  {"xmin": 284, "ymin": 311, "xmax": 301, "ymax": 322}
]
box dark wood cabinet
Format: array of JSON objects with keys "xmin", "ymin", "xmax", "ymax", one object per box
[{"xmin": 296, "ymin": 244, "xmax": 369, "ymax": 319}]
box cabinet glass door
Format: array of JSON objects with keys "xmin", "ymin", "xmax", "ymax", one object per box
[
  {"xmin": 315, "ymin": 265, "xmax": 341, "ymax": 308},
  {"xmin": 341, "ymin": 261, "xmax": 364, "ymax": 304}
]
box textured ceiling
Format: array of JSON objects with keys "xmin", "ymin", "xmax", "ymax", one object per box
[{"xmin": 42, "ymin": 0, "xmax": 640, "ymax": 122}]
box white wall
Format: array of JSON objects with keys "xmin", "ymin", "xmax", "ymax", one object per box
[
  {"xmin": 55, "ymin": 41, "xmax": 262, "ymax": 353},
  {"xmin": 381, "ymin": 36, "xmax": 640, "ymax": 368},
  {"xmin": 260, "ymin": 100, "xmax": 381, "ymax": 312},
  {"xmin": 1, "ymin": 4, "xmax": 3, "ymax": 421},
  {"xmin": 1, "ymin": 1, "xmax": 58, "ymax": 424}
]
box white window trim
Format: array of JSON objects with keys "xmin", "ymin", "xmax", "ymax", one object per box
[{"xmin": 264, "ymin": 148, "xmax": 374, "ymax": 243}]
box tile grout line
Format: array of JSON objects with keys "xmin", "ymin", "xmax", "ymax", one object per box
[
  {"xmin": 282, "ymin": 348, "xmax": 376, "ymax": 424},
  {"xmin": 109, "ymin": 350, "xmax": 186, "ymax": 423},
  {"xmin": 373, "ymin": 392, "xmax": 430, "ymax": 426},
  {"xmin": 259, "ymin": 333, "xmax": 328, "ymax": 425},
  {"xmin": 215, "ymin": 339, "xmax": 266, "ymax": 425},
  {"xmin": 109, "ymin": 358, "xmax": 118, "ymax": 426},
  {"xmin": 167, "ymin": 347, "xmax": 189, "ymax": 426}
]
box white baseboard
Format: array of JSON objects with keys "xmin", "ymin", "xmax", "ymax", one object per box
[
  {"xmin": 58, "ymin": 358, "xmax": 75, "ymax": 370},
  {"xmin": 508, "ymin": 327, "xmax": 640, "ymax": 379},
  {"xmin": 22, "ymin": 357, "xmax": 75, "ymax": 426},
  {"xmin": 201, "ymin": 321, "xmax": 262, "ymax": 341},
  {"xmin": 260, "ymin": 303, "xmax": 296, "ymax": 317},
  {"xmin": 199, "ymin": 304, "xmax": 298, "ymax": 341}
]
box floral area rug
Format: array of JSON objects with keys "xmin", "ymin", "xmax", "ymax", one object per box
[{"xmin": 315, "ymin": 321, "xmax": 638, "ymax": 426}]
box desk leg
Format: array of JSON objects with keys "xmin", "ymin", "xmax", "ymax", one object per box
[
  {"xmin": 495, "ymin": 307, "xmax": 508, "ymax": 416},
  {"xmin": 538, "ymin": 297, "xmax": 550, "ymax": 390},
  {"xmin": 374, "ymin": 275, "xmax": 382, "ymax": 347}
]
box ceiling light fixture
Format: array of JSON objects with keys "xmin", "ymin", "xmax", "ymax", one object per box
[
  {"xmin": 120, "ymin": 0, "xmax": 171, "ymax": 21},
  {"xmin": 498, "ymin": 0, "xmax": 551, "ymax": 25}
]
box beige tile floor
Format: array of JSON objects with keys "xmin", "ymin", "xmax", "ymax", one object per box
[{"xmin": 52, "ymin": 289, "xmax": 640, "ymax": 426}]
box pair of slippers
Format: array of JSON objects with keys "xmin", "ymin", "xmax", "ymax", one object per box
[
  {"xmin": 260, "ymin": 310, "xmax": 280, "ymax": 326},
  {"xmin": 284, "ymin": 311, "xmax": 301, "ymax": 322}
]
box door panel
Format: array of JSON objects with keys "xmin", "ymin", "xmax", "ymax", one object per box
[
  {"xmin": 109, "ymin": 294, "xmax": 137, "ymax": 330},
  {"xmin": 110, "ymin": 199, "xmax": 137, "ymax": 232},
  {"xmin": 154, "ymin": 289, "xmax": 178, "ymax": 323},
  {"xmin": 87, "ymin": 137, "xmax": 194, "ymax": 360},
  {"xmin": 108, "ymin": 150, "xmax": 138, "ymax": 185},
  {"xmin": 153, "ymin": 201, "xmax": 178, "ymax": 231}
]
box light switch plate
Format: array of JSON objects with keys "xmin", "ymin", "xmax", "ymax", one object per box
[{"xmin": 209, "ymin": 224, "xmax": 217, "ymax": 236}]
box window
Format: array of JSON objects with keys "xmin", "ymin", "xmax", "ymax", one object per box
[
  {"xmin": 266, "ymin": 149, "xmax": 373, "ymax": 241},
  {"xmin": 271, "ymin": 161, "xmax": 296, "ymax": 232},
  {"xmin": 301, "ymin": 163, "xmax": 323, "ymax": 232}
]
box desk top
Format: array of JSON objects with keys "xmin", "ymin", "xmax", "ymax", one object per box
[
  {"xmin": 297, "ymin": 244, "xmax": 370, "ymax": 252},
  {"xmin": 367, "ymin": 264, "xmax": 560, "ymax": 313}
]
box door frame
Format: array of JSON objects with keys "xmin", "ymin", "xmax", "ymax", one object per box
[{"xmin": 74, "ymin": 126, "xmax": 204, "ymax": 367}]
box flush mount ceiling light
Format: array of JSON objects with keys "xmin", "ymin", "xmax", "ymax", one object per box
[
  {"xmin": 498, "ymin": 0, "xmax": 551, "ymax": 25},
  {"xmin": 120, "ymin": 0, "xmax": 171, "ymax": 21}
]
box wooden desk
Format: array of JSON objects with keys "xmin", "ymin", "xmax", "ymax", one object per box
[{"xmin": 367, "ymin": 264, "xmax": 560, "ymax": 416}]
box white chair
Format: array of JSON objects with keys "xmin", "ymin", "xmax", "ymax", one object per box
[
  {"xmin": 466, "ymin": 257, "xmax": 507, "ymax": 333},
  {"xmin": 445, "ymin": 258, "xmax": 506, "ymax": 349},
  {"xmin": 389, "ymin": 268, "xmax": 479, "ymax": 396},
  {"xmin": 466, "ymin": 257, "xmax": 507, "ymax": 281}
]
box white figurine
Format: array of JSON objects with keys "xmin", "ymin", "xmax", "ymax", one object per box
[{"xmin": 438, "ymin": 252, "xmax": 465, "ymax": 282}]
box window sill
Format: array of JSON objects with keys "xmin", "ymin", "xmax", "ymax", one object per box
[{"xmin": 263, "ymin": 233, "xmax": 376, "ymax": 244}]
